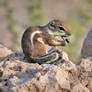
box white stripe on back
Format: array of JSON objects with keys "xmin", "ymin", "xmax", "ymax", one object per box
[{"xmin": 30, "ymin": 31, "xmax": 42, "ymax": 47}]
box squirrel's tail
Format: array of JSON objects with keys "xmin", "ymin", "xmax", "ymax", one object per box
[{"xmin": 26, "ymin": 48, "xmax": 62, "ymax": 64}]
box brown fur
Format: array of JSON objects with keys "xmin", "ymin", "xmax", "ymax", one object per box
[{"xmin": 21, "ymin": 20, "xmax": 71, "ymax": 59}]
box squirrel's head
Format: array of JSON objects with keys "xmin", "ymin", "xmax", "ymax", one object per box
[{"xmin": 48, "ymin": 19, "xmax": 71, "ymax": 37}]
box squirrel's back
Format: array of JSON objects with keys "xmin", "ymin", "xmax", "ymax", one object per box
[{"xmin": 21, "ymin": 26, "xmax": 46, "ymax": 58}]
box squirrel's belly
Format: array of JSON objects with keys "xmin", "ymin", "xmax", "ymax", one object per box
[{"xmin": 31, "ymin": 41, "xmax": 47, "ymax": 58}]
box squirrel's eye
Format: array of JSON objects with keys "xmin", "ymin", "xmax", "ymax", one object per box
[
  {"xmin": 50, "ymin": 23, "xmax": 55, "ymax": 27},
  {"xmin": 59, "ymin": 26, "xmax": 65, "ymax": 31}
]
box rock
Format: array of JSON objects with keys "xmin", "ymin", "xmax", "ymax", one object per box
[
  {"xmin": 81, "ymin": 30, "xmax": 92, "ymax": 58},
  {"xmin": 0, "ymin": 44, "xmax": 12, "ymax": 60},
  {"xmin": 54, "ymin": 66, "xmax": 70, "ymax": 89},
  {"xmin": 77, "ymin": 58, "xmax": 92, "ymax": 92},
  {"xmin": 0, "ymin": 44, "xmax": 92, "ymax": 92},
  {"xmin": 71, "ymin": 83, "xmax": 90, "ymax": 92},
  {"xmin": 62, "ymin": 51, "xmax": 69, "ymax": 61}
]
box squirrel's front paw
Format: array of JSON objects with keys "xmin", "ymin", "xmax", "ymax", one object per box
[{"xmin": 61, "ymin": 41, "xmax": 66, "ymax": 46}]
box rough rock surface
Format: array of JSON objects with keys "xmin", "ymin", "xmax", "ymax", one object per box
[
  {"xmin": 81, "ymin": 30, "xmax": 92, "ymax": 58},
  {"xmin": 0, "ymin": 44, "xmax": 12, "ymax": 57},
  {"xmin": 0, "ymin": 44, "xmax": 92, "ymax": 92}
]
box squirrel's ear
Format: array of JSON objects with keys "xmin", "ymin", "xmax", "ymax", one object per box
[{"xmin": 49, "ymin": 20, "xmax": 55, "ymax": 28}]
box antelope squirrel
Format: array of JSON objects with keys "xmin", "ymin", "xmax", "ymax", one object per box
[{"xmin": 21, "ymin": 19, "xmax": 71, "ymax": 64}]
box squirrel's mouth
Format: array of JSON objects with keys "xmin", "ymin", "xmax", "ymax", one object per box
[{"xmin": 54, "ymin": 32, "xmax": 71, "ymax": 43}]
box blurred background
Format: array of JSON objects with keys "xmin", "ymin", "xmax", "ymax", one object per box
[{"xmin": 0, "ymin": 0, "xmax": 92, "ymax": 63}]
